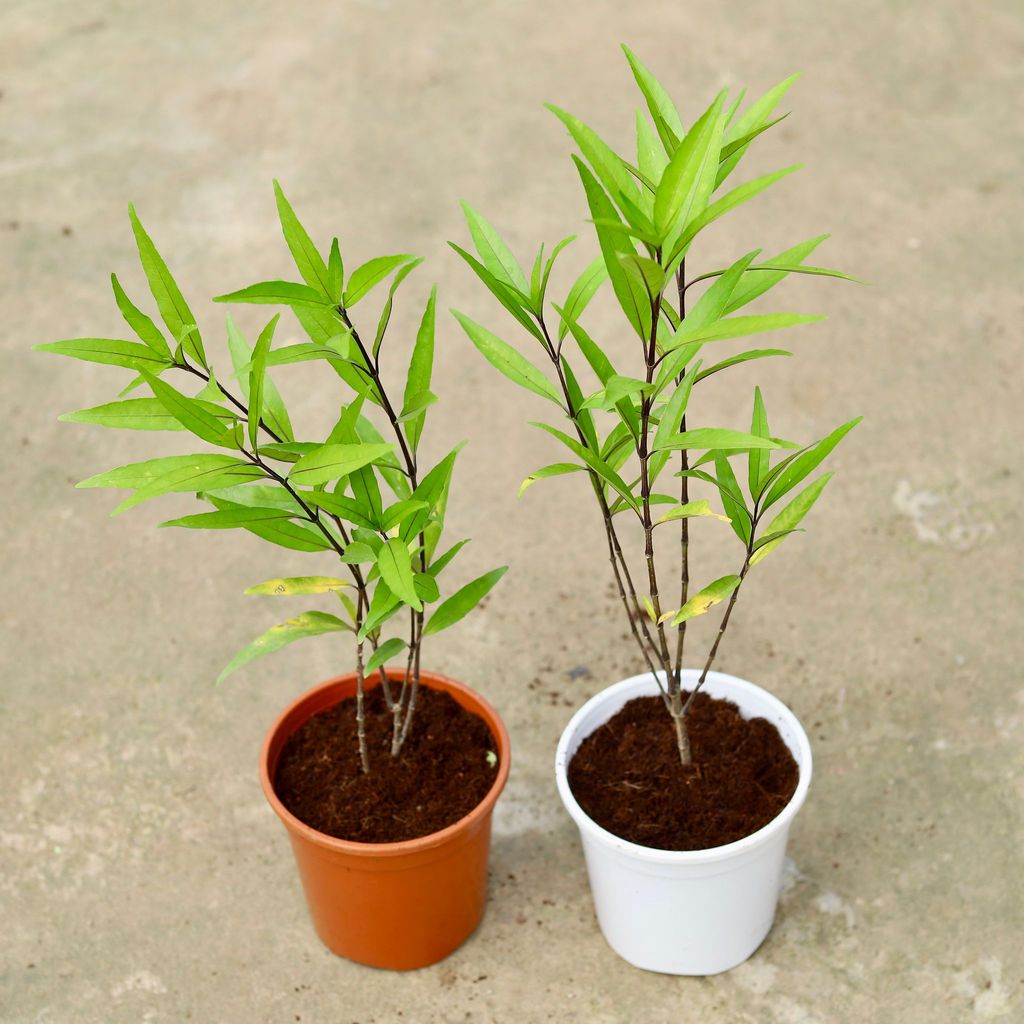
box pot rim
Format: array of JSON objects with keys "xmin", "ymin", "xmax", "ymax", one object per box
[
  {"xmin": 260, "ymin": 668, "xmax": 511, "ymax": 859},
  {"xmin": 554, "ymin": 668, "xmax": 812, "ymax": 866}
]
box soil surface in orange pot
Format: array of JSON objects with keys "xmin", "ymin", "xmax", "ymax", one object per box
[
  {"xmin": 568, "ymin": 692, "xmax": 798, "ymax": 851},
  {"xmin": 274, "ymin": 686, "xmax": 499, "ymax": 843}
]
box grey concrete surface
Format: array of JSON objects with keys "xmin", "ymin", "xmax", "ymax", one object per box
[{"xmin": 3, "ymin": 1, "xmax": 1022, "ymax": 1021}]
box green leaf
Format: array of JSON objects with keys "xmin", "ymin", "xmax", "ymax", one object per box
[
  {"xmin": 452, "ymin": 310, "xmax": 563, "ymax": 406},
  {"xmin": 128, "ymin": 205, "xmax": 206, "ymax": 368},
  {"xmin": 379, "ymin": 500, "xmax": 428, "ymax": 532},
  {"xmin": 404, "ymin": 286, "xmax": 436, "ymax": 451},
  {"xmin": 273, "ymin": 180, "xmax": 331, "ymax": 297},
  {"xmin": 161, "ymin": 507, "xmax": 293, "ymax": 530},
  {"xmin": 714, "ymin": 451, "xmax": 751, "ymax": 544},
  {"xmin": 248, "ymin": 315, "xmax": 278, "ymax": 449},
  {"xmin": 343, "ymin": 255, "xmax": 416, "ymax": 307},
  {"xmin": 357, "ymin": 581, "xmax": 402, "ymax": 641},
  {"xmin": 340, "ymin": 541, "xmax": 377, "ymax": 564},
  {"xmin": 540, "ymin": 234, "xmax": 575, "ymax": 309},
  {"xmin": 762, "ymin": 417, "xmax": 861, "ymax": 508},
  {"xmin": 461, "ymin": 202, "xmax": 530, "ymax": 296},
  {"xmin": 654, "ymin": 91, "xmax": 726, "ymax": 246},
  {"xmin": 217, "ymin": 611, "xmax": 347, "ymax": 684},
  {"xmin": 695, "ymin": 348, "xmax": 791, "ymax": 382},
  {"xmin": 214, "ymin": 280, "xmax": 329, "ymax": 308},
  {"xmin": 751, "ymin": 474, "xmax": 832, "ymax": 565},
  {"xmin": 289, "ymin": 442, "xmax": 395, "ymax": 487},
  {"xmin": 621, "ymin": 46, "xmax": 684, "ymax": 152},
  {"xmin": 60, "ymin": 397, "xmax": 234, "ymax": 432},
  {"xmin": 365, "ymin": 637, "xmax": 408, "ymax": 675},
  {"xmin": 676, "ymin": 166, "xmax": 801, "ymax": 252},
  {"xmin": 722, "ymin": 235, "xmax": 828, "ymax": 312},
  {"xmin": 670, "ymin": 574, "xmax": 740, "ymax": 625},
  {"xmin": 532, "ymin": 422, "xmax": 640, "ymax": 513},
  {"xmin": 546, "ymin": 104, "xmax": 642, "ymax": 218},
  {"xmin": 422, "ymin": 567, "xmax": 508, "ymax": 637},
  {"xmin": 77, "ymin": 452, "xmax": 261, "ymax": 503},
  {"xmin": 749, "ymin": 386, "xmax": 770, "ymax": 498},
  {"xmin": 328, "ymin": 237, "xmax": 344, "ymax": 301},
  {"xmin": 449, "ymin": 242, "xmax": 546, "ymax": 344},
  {"xmin": 401, "ymin": 444, "xmax": 463, "ymax": 542},
  {"xmin": 414, "ymin": 572, "xmax": 440, "ymax": 604},
  {"xmin": 35, "ymin": 338, "xmax": 171, "ymax": 372},
  {"xmin": 652, "ymin": 361, "xmax": 700, "ymax": 451},
  {"xmin": 303, "ymin": 491, "xmax": 378, "ymax": 531},
  {"xmin": 672, "ymin": 312, "xmax": 824, "ymax": 347},
  {"xmin": 718, "ymin": 74, "xmax": 800, "ymax": 185},
  {"xmin": 376, "ymin": 537, "xmax": 421, "ymax": 611},
  {"xmin": 139, "ymin": 368, "xmax": 235, "ymax": 446},
  {"xmin": 260, "ymin": 339, "xmax": 351, "ymax": 368},
  {"xmin": 225, "ymin": 315, "xmax": 294, "ymax": 442},
  {"xmin": 573, "ymin": 159, "xmax": 650, "ymax": 339},
  {"xmin": 655, "ymin": 499, "xmax": 729, "ymax": 524},
  {"xmin": 655, "ymin": 427, "xmax": 787, "ymax": 453},
  {"xmin": 518, "ymin": 462, "xmax": 584, "ymax": 496},
  {"xmin": 635, "ymin": 109, "xmax": 669, "ymax": 186},
  {"xmin": 428, "ymin": 538, "xmax": 469, "ymax": 577},
  {"xmin": 110, "ymin": 274, "xmax": 171, "ymax": 358},
  {"xmin": 557, "ymin": 256, "xmax": 607, "ymax": 341},
  {"xmin": 246, "ymin": 576, "xmax": 351, "ymax": 595}
]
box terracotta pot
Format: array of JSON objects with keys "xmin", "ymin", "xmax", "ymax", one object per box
[{"xmin": 260, "ymin": 669, "xmax": 510, "ymax": 970}]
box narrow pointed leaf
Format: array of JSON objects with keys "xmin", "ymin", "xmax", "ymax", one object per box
[
  {"xmin": 214, "ymin": 281, "xmax": 329, "ymax": 308},
  {"xmin": 404, "ymin": 286, "xmax": 436, "ymax": 451},
  {"xmin": 621, "ymin": 46, "xmax": 684, "ymax": 152},
  {"xmin": 422, "ymin": 567, "xmax": 508, "ymax": 637},
  {"xmin": 289, "ymin": 442, "xmax": 395, "ymax": 487},
  {"xmin": 655, "ymin": 428, "xmax": 787, "ymax": 452},
  {"xmin": 35, "ymin": 338, "xmax": 171, "ymax": 372},
  {"xmin": 248, "ymin": 315, "xmax": 279, "ymax": 449},
  {"xmin": 217, "ymin": 611, "xmax": 347, "ymax": 684},
  {"xmin": 452, "ymin": 311, "xmax": 562, "ymax": 406},
  {"xmin": 273, "ymin": 180, "xmax": 331, "ymax": 296},
  {"xmin": 128, "ymin": 205, "xmax": 206, "ymax": 367},
  {"xmin": 376, "ymin": 537, "xmax": 421, "ymax": 610},
  {"xmin": 110, "ymin": 274, "xmax": 171, "ymax": 358},
  {"xmin": 671, "ymin": 574, "xmax": 740, "ymax": 624},
  {"xmin": 365, "ymin": 638, "xmax": 408, "ymax": 674},
  {"xmin": 161, "ymin": 507, "xmax": 294, "ymax": 530},
  {"xmin": 225, "ymin": 315, "xmax": 294, "ymax": 442},
  {"xmin": 343, "ymin": 255, "xmax": 415, "ymax": 307},
  {"xmin": 557, "ymin": 256, "xmax": 607, "ymax": 341},
  {"xmin": 762, "ymin": 418, "xmax": 861, "ymax": 508},
  {"xmin": 60, "ymin": 397, "xmax": 234, "ymax": 432},
  {"xmin": 518, "ymin": 462, "xmax": 584, "ymax": 497},
  {"xmin": 751, "ymin": 473, "xmax": 832, "ymax": 564},
  {"xmin": 139, "ymin": 368, "xmax": 235, "ymax": 446},
  {"xmin": 749, "ymin": 386, "xmax": 770, "ymax": 498},
  {"xmin": 461, "ymin": 202, "xmax": 530, "ymax": 295},
  {"xmin": 246, "ymin": 576, "xmax": 352, "ymax": 596}
]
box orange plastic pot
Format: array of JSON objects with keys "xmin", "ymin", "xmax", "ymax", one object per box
[{"xmin": 259, "ymin": 668, "xmax": 510, "ymax": 970}]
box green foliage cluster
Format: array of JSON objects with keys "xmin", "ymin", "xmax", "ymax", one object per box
[
  {"xmin": 451, "ymin": 47, "xmax": 860, "ymax": 761},
  {"xmin": 38, "ymin": 183, "xmax": 506, "ymax": 769}
]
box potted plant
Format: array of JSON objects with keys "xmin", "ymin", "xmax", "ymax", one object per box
[
  {"xmin": 38, "ymin": 183, "xmax": 510, "ymax": 970},
  {"xmin": 451, "ymin": 47, "xmax": 859, "ymax": 974}
]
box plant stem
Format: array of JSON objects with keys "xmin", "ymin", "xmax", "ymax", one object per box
[
  {"xmin": 537, "ymin": 317, "xmax": 668, "ymax": 696},
  {"xmin": 673, "ymin": 262, "xmax": 690, "ymax": 684},
  {"xmin": 354, "ymin": 633, "xmax": 371, "ymax": 775},
  {"xmin": 339, "ymin": 306, "xmax": 426, "ymax": 756}
]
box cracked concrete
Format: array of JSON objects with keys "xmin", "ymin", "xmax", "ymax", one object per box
[{"xmin": 2, "ymin": 0, "xmax": 1022, "ymax": 1021}]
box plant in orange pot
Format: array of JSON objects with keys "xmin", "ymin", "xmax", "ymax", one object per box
[{"xmin": 38, "ymin": 183, "xmax": 510, "ymax": 970}]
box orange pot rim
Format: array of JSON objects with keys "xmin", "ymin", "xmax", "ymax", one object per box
[{"xmin": 259, "ymin": 668, "xmax": 510, "ymax": 860}]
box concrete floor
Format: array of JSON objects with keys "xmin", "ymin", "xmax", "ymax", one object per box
[{"xmin": 3, "ymin": 1, "xmax": 1022, "ymax": 1021}]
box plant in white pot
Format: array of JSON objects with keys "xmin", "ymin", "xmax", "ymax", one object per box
[
  {"xmin": 451, "ymin": 47, "xmax": 859, "ymax": 974},
  {"xmin": 38, "ymin": 184, "xmax": 510, "ymax": 970}
]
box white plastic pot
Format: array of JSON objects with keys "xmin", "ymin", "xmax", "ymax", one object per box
[{"xmin": 554, "ymin": 668, "xmax": 812, "ymax": 975}]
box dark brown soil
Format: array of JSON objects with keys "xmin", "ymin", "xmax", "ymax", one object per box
[
  {"xmin": 568, "ymin": 691, "xmax": 798, "ymax": 851},
  {"xmin": 273, "ymin": 686, "xmax": 499, "ymax": 843}
]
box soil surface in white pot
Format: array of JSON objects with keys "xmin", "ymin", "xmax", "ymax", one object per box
[
  {"xmin": 567, "ymin": 691, "xmax": 797, "ymax": 851},
  {"xmin": 274, "ymin": 687, "xmax": 499, "ymax": 843}
]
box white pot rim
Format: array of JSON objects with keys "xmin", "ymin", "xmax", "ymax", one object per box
[{"xmin": 554, "ymin": 669, "xmax": 812, "ymax": 867}]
